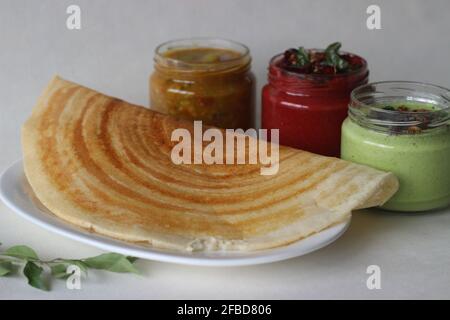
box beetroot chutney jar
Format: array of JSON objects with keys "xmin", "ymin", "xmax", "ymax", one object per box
[{"xmin": 262, "ymin": 43, "xmax": 369, "ymax": 157}]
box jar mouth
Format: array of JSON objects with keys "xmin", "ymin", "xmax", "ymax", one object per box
[
  {"xmin": 269, "ymin": 50, "xmax": 368, "ymax": 80},
  {"xmin": 349, "ymin": 81, "xmax": 450, "ymax": 133},
  {"xmin": 154, "ymin": 37, "xmax": 251, "ymax": 72}
]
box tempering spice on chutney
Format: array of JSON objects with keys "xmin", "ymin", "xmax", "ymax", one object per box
[{"xmin": 150, "ymin": 38, "xmax": 255, "ymax": 129}]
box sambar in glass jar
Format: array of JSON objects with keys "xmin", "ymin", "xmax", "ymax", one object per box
[{"xmin": 150, "ymin": 38, "xmax": 255, "ymax": 129}]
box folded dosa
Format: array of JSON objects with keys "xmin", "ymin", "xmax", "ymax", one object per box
[{"xmin": 21, "ymin": 76, "xmax": 398, "ymax": 252}]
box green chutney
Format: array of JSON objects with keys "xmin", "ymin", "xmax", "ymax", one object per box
[{"xmin": 341, "ymin": 82, "xmax": 450, "ymax": 212}]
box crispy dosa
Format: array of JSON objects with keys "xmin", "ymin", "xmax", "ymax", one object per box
[{"xmin": 21, "ymin": 76, "xmax": 398, "ymax": 251}]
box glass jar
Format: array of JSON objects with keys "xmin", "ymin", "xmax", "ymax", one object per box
[
  {"xmin": 150, "ymin": 38, "xmax": 255, "ymax": 129},
  {"xmin": 261, "ymin": 52, "xmax": 368, "ymax": 157},
  {"xmin": 341, "ymin": 81, "xmax": 450, "ymax": 212}
]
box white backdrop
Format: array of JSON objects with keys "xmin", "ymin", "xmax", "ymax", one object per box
[
  {"xmin": 1, "ymin": 0, "xmax": 450, "ymax": 166},
  {"xmin": 0, "ymin": 0, "xmax": 449, "ymax": 299}
]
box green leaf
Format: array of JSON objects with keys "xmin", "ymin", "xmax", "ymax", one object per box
[
  {"xmin": 325, "ymin": 42, "xmax": 349, "ymax": 71},
  {"xmin": 50, "ymin": 264, "xmax": 69, "ymax": 279},
  {"xmin": 5, "ymin": 245, "xmax": 39, "ymax": 260},
  {"xmin": 295, "ymin": 47, "xmax": 310, "ymax": 67},
  {"xmin": 126, "ymin": 256, "xmax": 138, "ymax": 263},
  {"xmin": 23, "ymin": 261, "xmax": 48, "ymax": 291},
  {"xmin": 325, "ymin": 42, "xmax": 342, "ymax": 55},
  {"xmin": 83, "ymin": 253, "xmax": 139, "ymax": 274},
  {"xmin": 0, "ymin": 261, "xmax": 15, "ymax": 276}
]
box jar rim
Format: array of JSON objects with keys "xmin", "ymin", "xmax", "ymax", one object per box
[
  {"xmin": 154, "ymin": 37, "xmax": 251, "ymax": 72},
  {"xmin": 349, "ymin": 81, "xmax": 450, "ymax": 134},
  {"xmin": 351, "ymin": 81, "xmax": 450, "ymax": 112}
]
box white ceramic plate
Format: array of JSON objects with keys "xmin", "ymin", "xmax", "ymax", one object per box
[{"xmin": 0, "ymin": 160, "xmax": 350, "ymax": 266}]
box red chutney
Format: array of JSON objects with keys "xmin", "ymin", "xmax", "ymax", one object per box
[{"xmin": 262, "ymin": 52, "xmax": 368, "ymax": 157}]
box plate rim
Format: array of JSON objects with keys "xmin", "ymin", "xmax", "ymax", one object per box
[{"xmin": 0, "ymin": 159, "xmax": 350, "ymax": 267}]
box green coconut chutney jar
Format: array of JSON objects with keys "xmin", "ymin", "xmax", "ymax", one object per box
[{"xmin": 341, "ymin": 81, "xmax": 450, "ymax": 212}]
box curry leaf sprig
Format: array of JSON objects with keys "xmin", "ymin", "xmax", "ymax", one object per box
[
  {"xmin": 283, "ymin": 42, "xmax": 354, "ymax": 74},
  {"xmin": 0, "ymin": 242, "xmax": 139, "ymax": 291}
]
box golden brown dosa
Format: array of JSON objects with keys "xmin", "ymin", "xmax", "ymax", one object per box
[{"xmin": 21, "ymin": 76, "xmax": 398, "ymax": 251}]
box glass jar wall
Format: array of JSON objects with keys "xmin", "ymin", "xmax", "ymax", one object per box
[
  {"xmin": 341, "ymin": 81, "xmax": 450, "ymax": 212},
  {"xmin": 150, "ymin": 38, "xmax": 255, "ymax": 129}
]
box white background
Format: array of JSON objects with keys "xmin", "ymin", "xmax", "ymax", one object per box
[{"xmin": 0, "ymin": 0, "xmax": 449, "ymax": 299}]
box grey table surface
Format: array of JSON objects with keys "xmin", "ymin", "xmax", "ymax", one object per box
[{"xmin": 0, "ymin": 0, "xmax": 449, "ymax": 299}]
